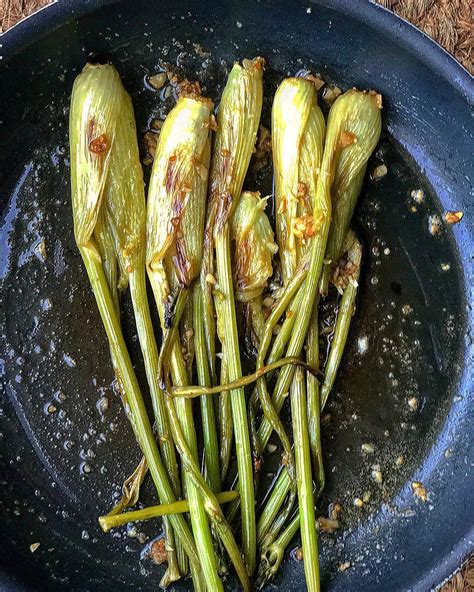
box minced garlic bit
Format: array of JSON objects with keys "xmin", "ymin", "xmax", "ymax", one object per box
[
  {"xmin": 30, "ymin": 542, "xmax": 40, "ymax": 553},
  {"xmin": 408, "ymin": 397, "xmax": 419, "ymax": 411},
  {"xmin": 329, "ymin": 502, "xmax": 342, "ymax": 520},
  {"xmin": 371, "ymin": 466, "xmax": 383, "ymax": 484},
  {"xmin": 363, "ymin": 491, "xmax": 371, "ymax": 503},
  {"xmin": 402, "ymin": 304, "xmax": 413, "ymax": 316},
  {"xmin": 395, "ymin": 455, "xmax": 404, "ymax": 467},
  {"xmin": 440, "ymin": 262, "xmax": 451, "ymax": 272},
  {"xmin": 205, "ymin": 273, "xmax": 217, "ymax": 285},
  {"xmin": 294, "ymin": 547, "xmax": 304, "ymax": 561},
  {"xmin": 323, "ymin": 85, "xmax": 342, "ymax": 105},
  {"xmin": 428, "ymin": 214, "xmax": 442, "ymax": 235},
  {"xmin": 148, "ymin": 72, "xmax": 168, "ymax": 90},
  {"xmin": 361, "ymin": 443, "xmax": 375, "ymax": 454},
  {"xmin": 444, "ymin": 210, "xmax": 464, "ymax": 225},
  {"xmin": 412, "ymin": 481, "xmax": 427, "ymax": 502},
  {"xmin": 305, "ymin": 73, "xmax": 325, "ymax": 90},
  {"xmin": 339, "ymin": 561, "xmax": 351, "ymax": 572},
  {"xmin": 317, "ymin": 517, "xmax": 339, "ymax": 532},
  {"xmin": 150, "ymin": 538, "xmax": 168, "ymax": 565},
  {"xmin": 292, "ymin": 213, "xmax": 324, "ymax": 241},
  {"xmin": 371, "ymin": 164, "xmax": 387, "ymax": 180},
  {"xmin": 35, "ymin": 239, "xmax": 47, "ymax": 262},
  {"xmin": 411, "ymin": 189, "xmax": 425, "ymax": 203},
  {"xmin": 272, "ymin": 324, "xmax": 281, "ymax": 336},
  {"xmin": 262, "ymin": 296, "xmax": 274, "ymax": 308},
  {"xmin": 353, "ymin": 497, "xmax": 364, "ymax": 508},
  {"xmin": 143, "ymin": 130, "xmax": 158, "ymax": 164}
]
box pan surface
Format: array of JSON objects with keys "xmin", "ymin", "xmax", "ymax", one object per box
[{"xmin": 0, "ymin": 1, "xmax": 472, "ymax": 591}]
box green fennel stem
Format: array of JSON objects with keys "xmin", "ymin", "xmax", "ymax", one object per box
[
  {"xmin": 164, "ymin": 391, "xmax": 250, "ymax": 592},
  {"xmin": 216, "ymin": 224, "xmax": 257, "ymax": 574},
  {"xmin": 148, "ymin": 267, "xmax": 223, "ymax": 592},
  {"xmin": 79, "ymin": 246, "xmax": 204, "ymax": 587},
  {"xmin": 106, "ymin": 455, "xmax": 148, "ymax": 517},
  {"xmin": 99, "ymin": 491, "xmax": 239, "ymax": 532},
  {"xmin": 321, "ymin": 277, "xmax": 359, "ymax": 409},
  {"xmin": 150, "ymin": 266, "xmax": 250, "ymax": 591},
  {"xmin": 218, "ymin": 355, "xmax": 233, "ymax": 483},
  {"xmin": 158, "ymin": 286, "xmax": 189, "ymax": 388},
  {"xmin": 169, "ymin": 357, "xmax": 317, "ymax": 397},
  {"xmin": 257, "ymin": 467, "xmax": 291, "ymax": 543},
  {"xmin": 306, "ymin": 299, "xmax": 325, "ymax": 492},
  {"xmin": 225, "ymin": 262, "xmax": 309, "ymax": 524},
  {"xmin": 256, "ymin": 513, "xmax": 300, "ymax": 589},
  {"xmin": 128, "ymin": 267, "xmax": 185, "ymax": 576},
  {"xmin": 215, "ymin": 227, "xmax": 257, "ymax": 575},
  {"xmin": 257, "ymin": 219, "xmax": 330, "ymax": 453},
  {"xmin": 291, "ymin": 368, "xmax": 320, "ymax": 592},
  {"xmin": 267, "ymin": 289, "xmax": 304, "ymax": 364},
  {"xmin": 255, "ymin": 260, "xmax": 359, "ymax": 559},
  {"xmin": 193, "ymin": 284, "xmax": 220, "ymax": 492}
]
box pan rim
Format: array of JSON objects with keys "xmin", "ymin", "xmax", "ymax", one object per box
[{"xmin": 0, "ymin": 1, "xmax": 472, "ymax": 591}]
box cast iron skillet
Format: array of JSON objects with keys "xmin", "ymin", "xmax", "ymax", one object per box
[{"xmin": 0, "ymin": 1, "xmax": 473, "ymax": 590}]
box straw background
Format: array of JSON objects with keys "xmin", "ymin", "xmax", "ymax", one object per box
[{"xmin": 0, "ymin": 0, "xmax": 472, "ymax": 589}]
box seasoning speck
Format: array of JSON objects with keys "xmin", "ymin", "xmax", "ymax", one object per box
[
  {"xmin": 408, "ymin": 397, "xmax": 419, "ymax": 412},
  {"xmin": 236, "ymin": 21, "xmax": 242, "ymax": 28},
  {"xmin": 371, "ymin": 466, "xmax": 383, "ymax": 484},
  {"xmin": 441, "ymin": 262, "xmax": 451, "ymax": 272},
  {"xmin": 148, "ymin": 72, "xmax": 168, "ymax": 90},
  {"xmin": 402, "ymin": 304, "xmax": 413, "ymax": 316},
  {"xmin": 339, "ymin": 561, "xmax": 351, "ymax": 572},
  {"xmin": 412, "ymin": 481, "xmax": 427, "ymax": 502},
  {"xmin": 317, "ymin": 517, "xmax": 339, "ymax": 532},
  {"xmin": 47, "ymin": 403, "xmax": 57, "ymax": 414},
  {"xmin": 411, "ymin": 189, "xmax": 425, "ymax": 203},
  {"xmin": 323, "ymin": 85, "xmax": 342, "ymax": 105},
  {"xmin": 361, "ymin": 443, "xmax": 375, "ymax": 454},
  {"xmin": 30, "ymin": 543, "xmax": 40, "ymax": 553},
  {"xmin": 306, "ymin": 6, "xmax": 312, "ymax": 13},
  {"xmin": 444, "ymin": 210, "xmax": 463, "ymax": 225},
  {"xmin": 34, "ymin": 239, "xmax": 47, "ymax": 262},
  {"xmin": 371, "ymin": 164, "xmax": 388, "ymax": 180},
  {"xmin": 150, "ymin": 538, "xmax": 168, "ymax": 565},
  {"xmin": 353, "ymin": 497, "xmax": 364, "ymax": 508},
  {"xmin": 428, "ymin": 214, "xmax": 442, "ymax": 235},
  {"xmin": 395, "ymin": 455, "xmax": 404, "ymax": 467}
]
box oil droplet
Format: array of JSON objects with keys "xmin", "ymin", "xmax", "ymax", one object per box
[
  {"xmin": 62, "ymin": 354, "xmax": 76, "ymax": 368},
  {"xmin": 80, "ymin": 462, "xmax": 92, "ymax": 475},
  {"xmin": 357, "ymin": 336, "xmax": 369, "ymax": 355},
  {"xmin": 40, "ymin": 298, "xmax": 52, "ymax": 311},
  {"xmin": 44, "ymin": 402, "xmax": 57, "ymax": 414}
]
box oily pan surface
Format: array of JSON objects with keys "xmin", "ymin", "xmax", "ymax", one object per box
[{"xmin": 0, "ymin": 2, "xmax": 470, "ymax": 591}]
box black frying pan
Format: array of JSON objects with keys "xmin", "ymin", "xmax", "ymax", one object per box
[{"xmin": 1, "ymin": 1, "xmax": 473, "ymax": 591}]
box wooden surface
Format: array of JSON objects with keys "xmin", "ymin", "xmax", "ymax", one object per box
[{"xmin": 0, "ymin": 0, "xmax": 472, "ymax": 589}]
